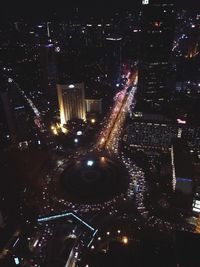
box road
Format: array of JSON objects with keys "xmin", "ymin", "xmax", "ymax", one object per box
[
  {"xmin": 3, "ymin": 74, "xmax": 47, "ymax": 134},
  {"xmin": 95, "ymin": 70, "xmax": 138, "ymax": 153}
]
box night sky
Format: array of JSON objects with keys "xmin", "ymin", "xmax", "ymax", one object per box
[{"xmin": 1, "ymin": 0, "xmax": 200, "ymax": 21}]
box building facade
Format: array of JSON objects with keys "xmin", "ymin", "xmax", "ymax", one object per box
[
  {"xmin": 105, "ymin": 35, "xmax": 122, "ymax": 86},
  {"xmin": 138, "ymin": 0, "xmax": 175, "ymax": 107},
  {"xmin": 57, "ymin": 83, "xmax": 86, "ymax": 124},
  {"xmin": 85, "ymin": 99, "xmax": 102, "ymax": 114},
  {"xmin": 171, "ymin": 138, "xmax": 193, "ymax": 210}
]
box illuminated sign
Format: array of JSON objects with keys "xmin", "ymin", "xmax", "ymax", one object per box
[{"xmin": 142, "ymin": 0, "xmax": 149, "ymax": 4}]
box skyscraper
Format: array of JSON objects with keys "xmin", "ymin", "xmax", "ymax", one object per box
[
  {"xmin": 57, "ymin": 83, "xmax": 86, "ymax": 125},
  {"xmin": 171, "ymin": 138, "xmax": 193, "ymax": 210},
  {"xmin": 138, "ymin": 0, "xmax": 175, "ymax": 108},
  {"xmin": 105, "ymin": 35, "xmax": 122, "ymax": 86},
  {"xmin": 39, "ymin": 43, "xmax": 57, "ymax": 101}
]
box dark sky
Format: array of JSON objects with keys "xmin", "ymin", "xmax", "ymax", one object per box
[{"xmin": 1, "ymin": 0, "xmax": 200, "ymax": 21}]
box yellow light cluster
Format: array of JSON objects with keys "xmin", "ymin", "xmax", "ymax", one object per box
[
  {"xmin": 60, "ymin": 125, "xmax": 68, "ymax": 134},
  {"xmin": 51, "ymin": 123, "xmax": 68, "ymax": 135},
  {"xmin": 51, "ymin": 125, "xmax": 58, "ymax": 135},
  {"xmin": 195, "ymin": 215, "xmax": 200, "ymax": 233}
]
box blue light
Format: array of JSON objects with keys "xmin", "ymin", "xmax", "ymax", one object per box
[
  {"xmin": 37, "ymin": 212, "xmax": 71, "ymax": 222},
  {"xmin": 177, "ymin": 177, "xmax": 192, "ymax": 182},
  {"xmin": 45, "ymin": 44, "xmax": 53, "ymax": 48},
  {"xmin": 71, "ymin": 213, "xmax": 95, "ymax": 231},
  {"xmin": 37, "ymin": 212, "xmax": 95, "ymax": 231},
  {"xmin": 13, "ymin": 238, "xmax": 19, "ymax": 248},
  {"xmin": 87, "ymin": 229, "xmax": 98, "ymax": 247},
  {"xmin": 14, "ymin": 257, "xmax": 20, "ymax": 265}
]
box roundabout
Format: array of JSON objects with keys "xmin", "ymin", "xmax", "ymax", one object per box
[{"xmin": 60, "ymin": 153, "xmax": 129, "ymax": 204}]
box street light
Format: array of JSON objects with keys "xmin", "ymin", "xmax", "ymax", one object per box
[{"xmin": 122, "ymin": 236, "xmax": 128, "ymax": 245}]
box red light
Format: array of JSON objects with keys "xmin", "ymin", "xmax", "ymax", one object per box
[{"xmin": 154, "ymin": 21, "xmax": 161, "ymax": 27}]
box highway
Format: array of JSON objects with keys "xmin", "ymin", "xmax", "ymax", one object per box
[{"xmin": 96, "ymin": 70, "xmax": 138, "ymax": 153}]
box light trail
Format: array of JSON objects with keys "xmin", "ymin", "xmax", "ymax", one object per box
[
  {"xmin": 105, "ymin": 86, "xmax": 136, "ymax": 153},
  {"xmin": 95, "ymin": 70, "xmax": 138, "ymax": 152},
  {"xmin": 4, "ymin": 74, "xmax": 46, "ymax": 133}
]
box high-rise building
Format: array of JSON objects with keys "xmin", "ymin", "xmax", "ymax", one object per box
[
  {"xmin": 85, "ymin": 99, "xmax": 102, "ymax": 114},
  {"xmin": 171, "ymin": 138, "xmax": 193, "ymax": 210},
  {"xmin": 39, "ymin": 43, "xmax": 57, "ymax": 101},
  {"xmin": 57, "ymin": 83, "xmax": 86, "ymax": 125},
  {"xmin": 105, "ymin": 35, "xmax": 122, "ymax": 86},
  {"xmin": 138, "ymin": 0, "xmax": 175, "ymax": 107}
]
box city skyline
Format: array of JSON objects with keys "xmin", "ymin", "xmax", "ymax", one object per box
[{"xmin": 1, "ymin": 1, "xmax": 200, "ymax": 266}]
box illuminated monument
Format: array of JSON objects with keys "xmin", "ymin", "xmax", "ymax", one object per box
[{"xmin": 57, "ymin": 83, "xmax": 86, "ymax": 125}]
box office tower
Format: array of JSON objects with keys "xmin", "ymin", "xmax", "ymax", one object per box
[
  {"xmin": 123, "ymin": 120, "xmax": 178, "ymax": 152},
  {"xmin": 39, "ymin": 43, "xmax": 57, "ymax": 101},
  {"xmin": 57, "ymin": 83, "xmax": 86, "ymax": 125},
  {"xmin": 85, "ymin": 99, "xmax": 102, "ymax": 114},
  {"xmin": 105, "ymin": 35, "xmax": 122, "ymax": 86},
  {"xmin": 171, "ymin": 138, "xmax": 193, "ymax": 210},
  {"xmin": 138, "ymin": 0, "xmax": 175, "ymax": 107}
]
